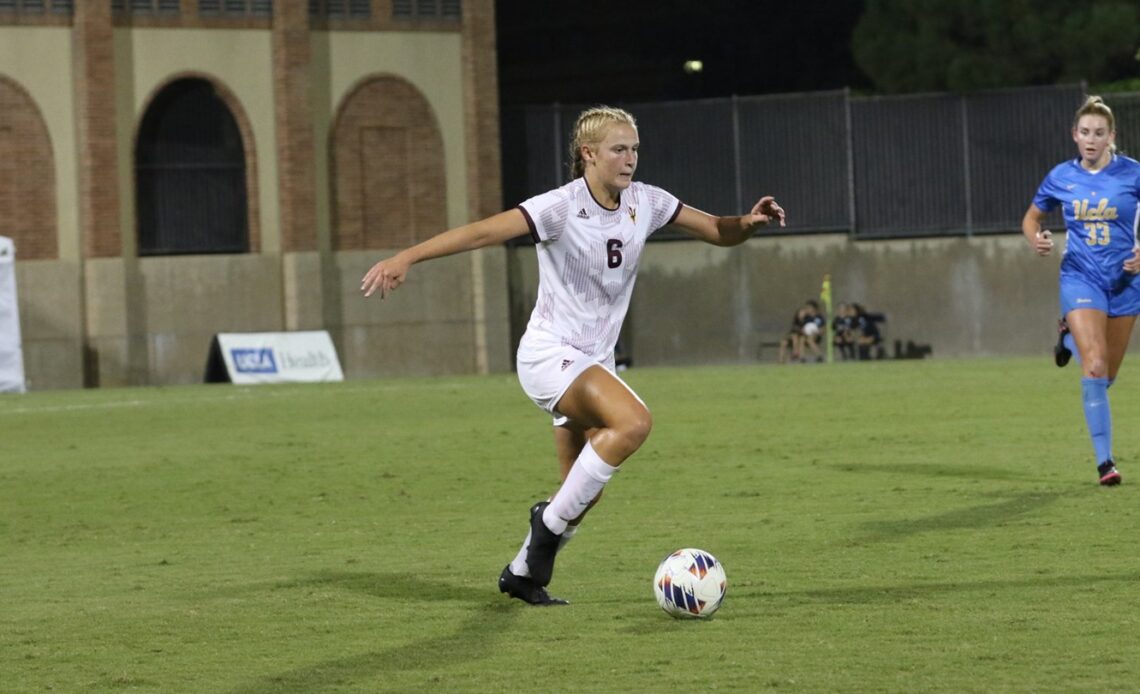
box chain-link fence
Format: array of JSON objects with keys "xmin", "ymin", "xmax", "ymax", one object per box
[{"xmin": 502, "ymin": 83, "xmax": 1140, "ymax": 241}]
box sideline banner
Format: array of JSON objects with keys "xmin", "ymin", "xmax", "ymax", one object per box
[
  {"xmin": 204, "ymin": 331, "xmax": 345, "ymax": 384},
  {"xmin": 0, "ymin": 236, "xmax": 27, "ymax": 393}
]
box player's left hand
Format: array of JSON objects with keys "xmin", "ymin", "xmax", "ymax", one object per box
[
  {"xmin": 1123, "ymin": 249, "xmax": 1140, "ymax": 275},
  {"xmin": 747, "ymin": 196, "xmax": 786, "ymax": 229}
]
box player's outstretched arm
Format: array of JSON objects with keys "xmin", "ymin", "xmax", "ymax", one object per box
[
  {"xmin": 361, "ymin": 209, "xmax": 529, "ymax": 299},
  {"xmin": 674, "ymin": 196, "xmax": 786, "ymax": 247}
]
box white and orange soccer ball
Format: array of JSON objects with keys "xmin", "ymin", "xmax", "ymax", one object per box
[{"xmin": 653, "ymin": 548, "xmax": 727, "ymax": 619}]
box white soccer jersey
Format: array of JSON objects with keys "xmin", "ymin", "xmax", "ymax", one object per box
[{"xmin": 517, "ymin": 178, "xmax": 682, "ymax": 360}]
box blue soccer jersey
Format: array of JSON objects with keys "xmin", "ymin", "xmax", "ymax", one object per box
[{"xmin": 1033, "ymin": 154, "xmax": 1140, "ymax": 291}]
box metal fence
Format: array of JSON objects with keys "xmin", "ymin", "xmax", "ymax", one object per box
[{"xmin": 501, "ymin": 84, "xmax": 1140, "ymax": 240}]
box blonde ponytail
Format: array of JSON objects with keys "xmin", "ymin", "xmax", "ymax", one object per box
[
  {"xmin": 568, "ymin": 106, "xmax": 637, "ymax": 179},
  {"xmin": 1074, "ymin": 95, "xmax": 1117, "ymax": 152}
]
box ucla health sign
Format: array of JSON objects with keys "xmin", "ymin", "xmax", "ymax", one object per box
[
  {"xmin": 212, "ymin": 331, "xmax": 344, "ymax": 384},
  {"xmin": 231, "ymin": 348, "xmax": 278, "ymax": 374}
]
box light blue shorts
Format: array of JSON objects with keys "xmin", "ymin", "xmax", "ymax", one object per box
[{"xmin": 1060, "ymin": 272, "xmax": 1140, "ymax": 317}]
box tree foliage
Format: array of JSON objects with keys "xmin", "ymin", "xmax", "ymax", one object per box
[{"xmin": 853, "ymin": 0, "xmax": 1140, "ymax": 93}]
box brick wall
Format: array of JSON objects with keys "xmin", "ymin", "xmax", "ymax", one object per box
[
  {"xmin": 461, "ymin": 0, "xmax": 501, "ymax": 221},
  {"xmin": 331, "ymin": 76, "xmax": 447, "ymax": 250},
  {"xmin": 0, "ymin": 77, "xmax": 57, "ymax": 260},
  {"xmin": 72, "ymin": 0, "xmax": 122, "ymax": 259},
  {"xmin": 272, "ymin": 0, "xmax": 317, "ymax": 253}
]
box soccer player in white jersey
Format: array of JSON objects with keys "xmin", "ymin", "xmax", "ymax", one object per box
[
  {"xmin": 1023, "ymin": 96, "xmax": 1140, "ymax": 486},
  {"xmin": 362, "ymin": 106, "xmax": 785, "ymax": 604}
]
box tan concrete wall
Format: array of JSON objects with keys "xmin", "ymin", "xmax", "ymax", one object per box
[
  {"xmin": 330, "ymin": 247, "xmax": 506, "ymax": 378},
  {"xmin": 508, "ymin": 233, "xmax": 1069, "ymax": 366},
  {"xmin": 473, "ymin": 246, "xmax": 513, "ymax": 373},
  {"xmin": 137, "ymin": 255, "xmax": 284, "ymax": 384},
  {"xmin": 13, "ymin": 260, "xmax": 84, "ymax": 390}
]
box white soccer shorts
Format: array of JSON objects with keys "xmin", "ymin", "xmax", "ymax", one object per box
[{"xmin": 516, "ymin": 341, "xmax": 616, "ymax": 426}]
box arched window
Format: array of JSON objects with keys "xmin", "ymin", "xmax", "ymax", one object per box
[{"xmin": 136, "ymin": 78, "xmax": 249, "ymax": 256}]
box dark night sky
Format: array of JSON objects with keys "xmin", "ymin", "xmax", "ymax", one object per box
[{"xmin": 494, "ymin": 1, "xmax": 870, "ymax": 106}]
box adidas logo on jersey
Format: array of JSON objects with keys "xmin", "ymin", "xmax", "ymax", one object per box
[
  {"xmin": 576, "ymin": 208, "xmax": 589, "ymax": 219},
  {"xmin": 561, "ymin": 359, "xmax": 574, "ymax": 371}
]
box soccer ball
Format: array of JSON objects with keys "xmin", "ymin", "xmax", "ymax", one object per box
[{"xmin": 653, "ymin": 548, "xmax": 727, "ymax": 619}]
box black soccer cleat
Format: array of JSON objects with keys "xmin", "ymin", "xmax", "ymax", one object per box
[
  {"xmin": 1098, "ymin": 461, "xmax": 1121, "ymax": 486},
  {"xmin": 498, "ymin": 565, "xmax": 568, "ymax": 606},
  {"xmin": 525, "ymin": 501, "xmax": 562, "ymax": 587},
  {"xmin": 1054, "ymin": 319, "xmax": 1072, "ymax": 368}
]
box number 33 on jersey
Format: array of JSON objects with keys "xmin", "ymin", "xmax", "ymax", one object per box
[{"xmin": 1033, "ymin": 154, "xmax": 1140, "ymax": 276}]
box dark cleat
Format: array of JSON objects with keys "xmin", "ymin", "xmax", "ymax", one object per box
[
  {"xmin": 498, "ymin": 565, "xmax": 568, "ymax": 606},
  {"xmin": 525, "ymin": 501, "xmax": 562, "ymax": 587},
  {"xmin": 1054, "ymin": 319, "xmax": 1072, "ymax": 368},
  {"xmin": 1098, "ymin": 461, "xmax": 1121, "ymax": 486}
]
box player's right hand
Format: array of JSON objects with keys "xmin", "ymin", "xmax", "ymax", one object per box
[
  {"xmin": 361, "ymin": 254, "xmax": 410, "ymax": 299},
  {"xmin": 1033, "ymin": 230, "xmax": 1054, "ymax": 256}
]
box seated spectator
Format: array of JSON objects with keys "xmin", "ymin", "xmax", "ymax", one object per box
[
  {"xmin": 778, "ymin": 300, "xmax": 825, "ymax": 363},
  {"xmin": 777, "ymin": 307, "xmax": 807, "ymax": 363},
  {"xmin": 832, "ymin": 303, "xmax": 857, "ymax": 360},
  {"xmin": 852, "ymin": 303, "xmax": 887, "ymax": 360},
  {"xmin": 800, "ymin": 300, "xmax": 825, "ymax": 362}
]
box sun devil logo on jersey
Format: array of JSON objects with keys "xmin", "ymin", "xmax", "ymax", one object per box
[{"xmin": 627, "ymin": 206, "xmax": 637, "ymax": 222}]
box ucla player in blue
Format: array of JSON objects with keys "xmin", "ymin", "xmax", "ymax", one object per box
[{"xmin": 1022, "ymin": 96, "xmax": 1140, "ymax": 486}]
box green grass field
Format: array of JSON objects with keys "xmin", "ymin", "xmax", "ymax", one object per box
[{"xmin": 3, "ymin": 358, "xmax": 1139, "ymax": 692}]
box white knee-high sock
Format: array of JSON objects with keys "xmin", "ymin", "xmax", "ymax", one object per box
[{"xmin": 543, "ymin": 441, "xmax": 618, "ymax": 534}]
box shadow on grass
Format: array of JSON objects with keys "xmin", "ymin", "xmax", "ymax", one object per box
[
  {"xmin": 203, "ymin": 570, "xmax": 495, "ymax": 604},
  {"xmin": 269, "ymin": 570, "xmax": 491, "ymax": 602},
  {"xmin": 855, "ymin": 491, "xmax": 1064, "ymax": 542},
  {"xmin": 750, "ymin": 570, "xmax": 1140, "ymax": 606},
  {"xmin": 826, "ymin": 461, "xmax": 1039, "ymax": 482},
  {"xmin": 233, "ymin": 572, "xmax": 524, "ymax": 693}
]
